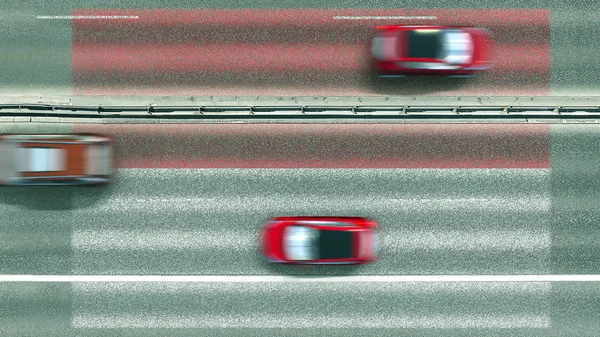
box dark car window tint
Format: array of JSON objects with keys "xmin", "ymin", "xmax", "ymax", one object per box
[{"xmin": 317, "ymin": 230, "xmax": 354, "ymax": 260}]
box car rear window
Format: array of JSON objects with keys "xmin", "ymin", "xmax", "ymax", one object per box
[
  {"xmin": 18, "ymin": 147, "xmax": 66, "ymax": 172},
  {"xmin": 407, "ymin": 30, "xmax": 443, "ymax": 59},
  {"xmin": 318, "ymin": 230, "xmax": 354, "ymax": 260}
]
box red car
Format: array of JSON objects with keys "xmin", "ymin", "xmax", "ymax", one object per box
[
  {"xmin": 371, "ymin": 25, "xmax": 493, "ymax": 77},
  {"xmin": 262, "ymin": 216, "xmax": 380, "ymax": 265}
]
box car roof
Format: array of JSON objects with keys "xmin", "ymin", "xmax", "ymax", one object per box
[
  {"xmin": 7, "ymin": 137, "xmax": 88, "ymax": 179},
  {"xmin": 406, "ymin": 29, "xmax": 444, "ymax": 59},
  {"xmin": 317, "ymin": 230, "xmax": 355, "ymax": 260}
]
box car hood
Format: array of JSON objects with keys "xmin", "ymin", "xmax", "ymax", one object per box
[{"xmin": 263, "ymin": 224, "xmax": 286, "ymax": 261}]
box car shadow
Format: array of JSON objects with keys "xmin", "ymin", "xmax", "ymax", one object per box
[
  {"xmin": 0, "ymin": 183, "xmax": 113, "ymax": 211},
  {"xmin": 364, "ymin": 69, "xmax": 472, "ymax": 96},
  {"xmin": 255, "ymin": 249, "xmax": 367, "ymax": 277},
  {"xmin": 354, "ymin": 44, "xmax": 473, "ymax": 96}
]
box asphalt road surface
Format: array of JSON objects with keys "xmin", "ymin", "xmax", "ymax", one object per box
[
  {"xmin": 0, "ymin": 1, "xmax": 598, "ymax": 95},
  {"xmin": 1, "ymin": 122, "xmax": 600, "ymax": 336},
  {"xmin": 3, "ymin": 280, "xmax": 600, "ymax": 337}
]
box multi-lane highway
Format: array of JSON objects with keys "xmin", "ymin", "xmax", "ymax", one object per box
[
  {"xmin": 3, "ymin": 0, "xmax": 600, "ymax": 335},
  {"xmin": 0, "ymin": 1, "xmax": 599, "ymax": 95},
  {"xmin": 1, "ymin": 122, "xmax": 600, "ymax": 336}
]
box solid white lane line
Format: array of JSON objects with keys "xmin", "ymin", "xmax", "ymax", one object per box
[
  {"xmin": 2, "ymin": 275, "xmax": 600, "ymax": 282},
  {"xmin": 115, "ymin": 167, "xmax": 552, "ymax": 182}
]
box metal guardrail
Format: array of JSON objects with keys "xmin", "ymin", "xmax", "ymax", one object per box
[{"xmin": 3, "ymin": 104, "xmax": 600, "ymax": 119}]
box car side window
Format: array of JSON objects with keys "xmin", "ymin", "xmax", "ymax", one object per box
[{"xmin": 325, "ymin": 222, "xmax": 352, "ymax": 227}]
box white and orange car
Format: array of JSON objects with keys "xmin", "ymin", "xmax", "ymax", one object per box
[{"xmin": 0, "ymin": 134, "xmax": 114, "ymax": 186}]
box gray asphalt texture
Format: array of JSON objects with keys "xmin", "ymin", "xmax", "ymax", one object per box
[
  {"xmin": 1, "ymin": 122, "xmax": 600, "ymax": 336},
  {"xmin": 2, "ymin": 282, "xmax": 600, "ymax": 336},
  {"xmin": 0, "ymin": 1, "xmax": 598, "ymax": 95}
]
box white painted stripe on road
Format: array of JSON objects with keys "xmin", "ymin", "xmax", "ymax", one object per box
[
  {"xmin": 333, "ymin": 16, "xmax": 437, "ymax": 20},
  {"xmin": 36, "ymin": 15, "xmax": 139, "ymax": 20},
  {"xmin": 72, "ymin": 280, "xmax": 551, "ymax": 294},
  {"xmin": 117, "ymin": 167, "xmax": 551, "ymax": 181},
  {"xmin": 71, "ymin": 313, "xmax": 549, "ymax": 329},
  {"xmin": 90, "ymin": 196, "xmax": 551, "ymax": 214},
  {"xmin": 386, "ymin": 229, "xmax": 550, "ymax": 251},
  {"xmin": 2, "ymin": 275, "xmax": 600, "ymax": 282},
  {"xmin": 71, "ymin": 229, "xmax": 549, "ymax": 252},
  {"xmin": 72, "ymin": 230, "xmax": 253, "ymax": 251}
]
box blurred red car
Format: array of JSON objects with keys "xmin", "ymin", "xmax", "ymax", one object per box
[
  {"xmin": 371, "ymin": 25, "xmax": 493, "ymax": 77},
  {"xmin": 262, "ymin": 216, "xmax": 380, "ymax": 265}
]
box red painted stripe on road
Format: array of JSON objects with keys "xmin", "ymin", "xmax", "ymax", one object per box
[
  {"xmin": 73, "ymin": 42, "xmax": 548, "ymax": 75},
  {"xmin": 72, "ymin": 8, "xmax": 551, "ymax": 96},
  {"xmin": 71, "ymin": 85, "xmax": 551, "ymax": 96},
  {"xmin": 72, "ymin": 10, "xmax": 548, "ymax": 46},
  {"xmin": 73, "ymin": 44, "xmax": 365, "ymax": 73},
  {"xmin": 72, "ymin": 124, "xmax": 551, "ymax": 169},
  {"xmin": 491, "ymin": 44, "xmax": 550, "ymax": 74}
]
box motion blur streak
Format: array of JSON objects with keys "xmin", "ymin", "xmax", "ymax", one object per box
[
  {"xmin": 72, "ymin": 230, "xmax": 252, "ymax": 251},
  {"xmin": 71, "ymin": 314, "xmax": 550, "ymax": 329},
  {"xmin": 72, "ymin": 9, "xmax": 550, "ymax": 96},
  {"xmin": 72, "ymin": 228, "xmax": 549, "ymax": 252},
  {"xmin": 71, "ymin": 280, "xmax": 549, "ymax": 329},
  {"xmin": 82, "ymin": 196, "xmax": 550, "ymax": 213},
  {"xmin": 73, "ymin": 44, "xmax": 363, "ymax": 73},
  {"xmin": 72, "ymin": 124, "xmax": 550, "ymax": 169}
]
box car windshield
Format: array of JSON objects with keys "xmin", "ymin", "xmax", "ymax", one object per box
[
  {"xmin": 284, "ymin": 226, "xmax": 318, "ymax": 261},
  {"xmin": 317, "ymin": 230, "xmax": 354, "ymax": 260},
  {"xmin": 17, "ymin": 147, "xmax": 66, "ymax": 172},
  {"xmin": 407, "ymin": 29, "xmax": 443, "ymax": 59},
  {"xmin": 442, "ymin": 29, "xmax": 473, "ymax": 64}
]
